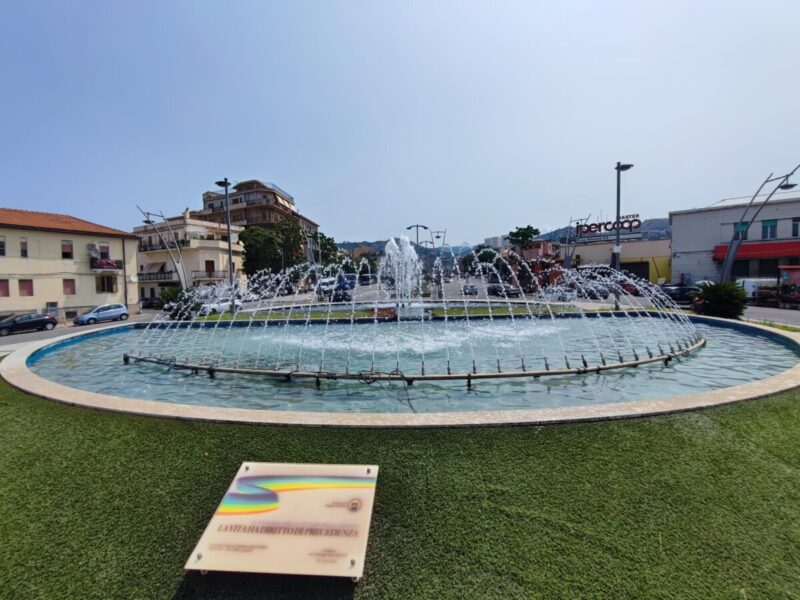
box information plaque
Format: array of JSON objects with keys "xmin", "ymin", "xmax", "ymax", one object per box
[{"xmin": 185, "ymin": 462, "xmax": 379, "ymax": 579}]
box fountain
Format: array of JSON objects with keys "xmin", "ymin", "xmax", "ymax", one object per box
[
  {"xmin": 8, "ymin": 234, "xmax": 800, "ymax": 425},
  {"xmin": 120, "ymin": 236, "xmax": 705, "ymax": 386}
]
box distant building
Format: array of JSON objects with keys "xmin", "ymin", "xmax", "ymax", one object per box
[
  {"xmin": 194, "ymin": 179, "xmax": 319, "ymax": 262},
  {"xmin": 0, "ymin": 208, "xmax": 138, "ymax": 320},
  {"xmin": 558, "ymin": 238, "xmax": 672, "ymax": 283},
  {"xmin": 670, "ymin": 190, "xmax": 800, "ymax": 284},
  {"xmin": 484, "ymin": 235, "xmax": 510, "ymax": 250},
  {"xmin": 132, "ymin": 210, "xmax": 244, "ymax": 301}
]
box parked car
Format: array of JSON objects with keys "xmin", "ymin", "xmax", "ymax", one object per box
[
  {"xmin": 577, "ymin": 284, "xmax": 610, "ymax": 300},
  {"xmin": 343, "ymin": 273, "xmax": 358, "ymax": 289},
  {"xmin": 74, "ymin": 304, "xmax": 129, "ymax": 325},
  {"xmin": 660, "ymin": 285, "xmax": 700, "ymax": 305},
  {"xmin": 462, "ymin": 284, "xmax": 478, "ymax": 296},
  {"xmin": 359, "ymin": 274, "xmax": 374, "ymax": 286},
  {"xmin": 197, "ymin": 299, "xmax": 243, "ymax": 316},
  {"xmin": 0, "ymin": 312, "xmax": 58, "ymax": 336},
  {"xmin": 487, "ymin": 283, "xmax": 522, "ymax": 298},
  {"xmin": 140, "ymin": 298, "xmax": 164, "ymax": 309},
  {"xmin": 486, "ymin": 283, "xmax": 505, "ymax": 296}
]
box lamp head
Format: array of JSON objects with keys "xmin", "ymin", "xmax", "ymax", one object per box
[
  {"xmin": 779, "ymin": 182, "xmax": 797, "ymax": 190},
  {"xmin": 616, "ymin": 163, "xmax": 634, "ymax": 172},
  {"xmin": 215, "ymin": 179, "xmax": 229, "ymax": 188}
]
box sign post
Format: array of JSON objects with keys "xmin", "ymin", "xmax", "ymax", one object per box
[{"xmin": 186, "ymin": 462, "xmax": 379, "ymax": 581}]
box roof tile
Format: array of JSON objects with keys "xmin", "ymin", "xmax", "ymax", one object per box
[{"xmin": 0, "ymin": 208, "xmax": 135, "ymax": 238}]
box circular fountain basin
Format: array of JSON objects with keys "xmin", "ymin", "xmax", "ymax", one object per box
[{"xmin": 3, "ymin": 316, "xmax": 799, "ymax": 427}]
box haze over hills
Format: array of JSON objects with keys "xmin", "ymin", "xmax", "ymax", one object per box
[{"xmin": 338, "ymin": 240, "xmax": 472, "ymax": 258}]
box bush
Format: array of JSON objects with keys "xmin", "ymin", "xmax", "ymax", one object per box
[{"xmin": 691, "ymin": 282, "xmax": 748, "ymax": 319}]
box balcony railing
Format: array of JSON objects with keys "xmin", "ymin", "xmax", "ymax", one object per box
[
  {"xmin": 90, "ymin": 258, "xmax": 123, "ymax": 271},
  {"xmin": 138, "ymin": 271, "xmax": 175, "ymax": 282},
  {"xmin": 139, "ymin": 240, "xmax": 190, "ymax": 252},
  {"xmin": 192, "ymin": 270, "xmax": 228, "ymax": 280}
]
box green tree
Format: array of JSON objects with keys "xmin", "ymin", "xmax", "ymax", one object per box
[
  {"xmin": 460, "ymin": 244, "xmax": 498, "ymax": 275},
  {"xmin": 274, "ymin": 217, "xmax": 306, "ymax": 268},
  {"xmin": 317, "ymin": 232, "xmax": 339, "ymax": 266},
  {"xmin": 506, "ymin": 225, "xmax": 541, "ymax": 251},
  {"xmin": 239, "ymin": 225, "xmax": 282, "ymax": 275}
]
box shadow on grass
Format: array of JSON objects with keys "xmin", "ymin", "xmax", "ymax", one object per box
[{"xmin": 172, "ymin": 571, "xmax": 356, "ymax": 600}]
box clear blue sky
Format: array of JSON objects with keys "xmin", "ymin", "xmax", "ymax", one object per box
[{"xmin": 1, "ymin": 1, "xmax": 798, "ymax": 245}]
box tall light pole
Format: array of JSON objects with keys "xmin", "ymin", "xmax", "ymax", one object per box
[
  {"xmin": 612, "ymin": 162, "xmax": 634, "ymax": 271},
  {"xmin": 719, "ymin": 164, "xmax": 799, "ymax": 283},
  {"xmin": 215, "ymin": 178, "xmax": 234, "ymax": 286},
  {"xmin": 406, "ymin": 224, "xmax": 429, "ymax": 249}
]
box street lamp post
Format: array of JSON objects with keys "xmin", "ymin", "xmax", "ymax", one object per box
[
  {"xmin": 406, "ymin": 224, "xmax": 429, "ymax": 250},
  {"xmin": 613, "ymin": 162, "xmax": 633, "ymax": 311},
  {"xmin": 215, "ymin": 178, "xmax": 234, "ymax": 286},
  {"xmin": 612, "ymin": 162, "xmax": 634, "ymax": 271}
]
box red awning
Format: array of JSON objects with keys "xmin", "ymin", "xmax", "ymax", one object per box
[{"xmin": 712, "ymin": 240, "xmax": 800, "ymax": 261}]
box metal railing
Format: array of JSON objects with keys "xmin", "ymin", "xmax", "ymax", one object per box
[
  {"xmin": 192, "ymin": 270, "xmax": 227, "ymax": 279},
  {"xmin": 138, "ymin": 271, "xmax": 175, "ymax": 282},
  {"xmin": 89, "ymin": 257, "xmax": 123, "ymax": 270},
  {"xmin": 138, "ymin": 239, "xmax": 190, "ymax": 252}
]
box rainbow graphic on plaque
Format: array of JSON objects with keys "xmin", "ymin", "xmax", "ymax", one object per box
[{"xmin": 216, "ymin": 475, "xmax": 377, "ymax": 516}]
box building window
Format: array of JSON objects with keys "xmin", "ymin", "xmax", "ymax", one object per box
[
  {"xmin": 19, "ymin": 279, "xmax": 34, "ymax": 296},
  {"xmin": 96, "ymin": 276, "xmax": 118, "ymax": 293},
  {"xmin": 762, "ymin": 219, "xmax": 777, "ymax": 240},
  {"xmin": 0, "ymin": 279, "xmax": 8, "ymax": 297},
  {"xmin": 20, "ymin": 237, "xmax": 28, "ymax": 258},
  {"xmin": 793, "ymin": 218, "xmax": 800, "ymax": 238},
  {"xmin": 734, "ymin": 222, "xmax": 748, "ymax": 241},
  {"xmin": 99, "ymin": 242, "xmax": 110, "ymax": 260},
  {"xmin": 63, "ymin": 279, "xmax": 76, "ymax": 295},
  {"xmin": 0, "ymin": 236, "xmax": 4, "ymax": 256},
  {"xmin": 61, "ymin": 240, "xmax": 73, "ymax": 259}
]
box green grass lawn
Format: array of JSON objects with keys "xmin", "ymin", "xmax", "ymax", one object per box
[{"xmin": 1, "ymin": 376, "xmax": 799, "ymax": 599}]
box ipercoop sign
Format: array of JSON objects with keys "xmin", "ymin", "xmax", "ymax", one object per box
[{"xmin": 576, "ymin": 214, "xmax": 641, "ymax": 235}]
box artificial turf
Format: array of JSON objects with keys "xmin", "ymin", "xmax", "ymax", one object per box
[{"xmin": 1, "ymin": 376, "xmax": 799, "ymax": 598}]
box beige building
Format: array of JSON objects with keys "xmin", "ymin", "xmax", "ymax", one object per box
[
  {"xmin": 194, "ymin": 180, "xmax": 320, "ymax": 261},
  {"xmin": 133, "ymin": 210, "xmax": 244, "ymax": 300},
  {"xmin": 0, "ymin": 208, "xmax": 138, "ymax": 319},
  {"xmin": 560, "ymin": 238, "xmax": 672, "ymax": 283}
]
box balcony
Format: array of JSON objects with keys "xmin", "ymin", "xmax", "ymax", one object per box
[
  {"xmin": 192, "ymin": 270, "xmax": 228, "ymax": 280},
  {"xmin": 138, "ymin": 271, "xmax": 175, "ymax": 282},
  {"xmin": 90, "ymin": 257, "xmax": 123, "ymax": 272},
  {"xmin": 139, "ymin": 240, "xmax": 190, "ymax": 252}
]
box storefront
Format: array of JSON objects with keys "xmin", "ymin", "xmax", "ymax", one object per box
[{"xmin": 670, "ymin": 191, "xmax": 800, "ymax": 284}]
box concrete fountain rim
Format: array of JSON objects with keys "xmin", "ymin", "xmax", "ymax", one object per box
[{"xmin": 2, "ymin": 315, "xmax": 799, "ymax": 428}]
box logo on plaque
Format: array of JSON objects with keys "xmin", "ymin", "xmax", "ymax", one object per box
[{"xmin": 186, "ymin": 462, "xmax": 379, "ymax": 580}]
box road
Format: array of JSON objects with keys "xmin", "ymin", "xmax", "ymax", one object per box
[
  {"xmin": 0, "ymin": 311, "xmax": 156, "ymax": 354},
  {"xmin": 743, "ymin": 305, "xmax": 800, "ymax": 327}
]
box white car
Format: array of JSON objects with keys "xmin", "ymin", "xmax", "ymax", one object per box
[{"xmin": 198, "ymin": 299, "xmax": 243, "ymax": 316}]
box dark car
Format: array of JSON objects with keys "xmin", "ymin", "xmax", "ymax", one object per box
[
  {"xmin": 140, "ymin": 298, "xmax": 164, "ymax": 309},
  {"xmin": 462, "ymin": 284, "xmax": 478, "ymax": 296},
  {"xmin": 661, "ymin": 285, "xmax": 700, "ymax": 305},
  {"xmin": 577, "ymin": 284, "xmax": 610, "ymax": 300},
  {"xmin": 486, "ymin": 283, "xmax": 505, "ymax": 296},
  {"xmin": 0, "ymin": 312, "xmax": 58, "ymax": 336}
]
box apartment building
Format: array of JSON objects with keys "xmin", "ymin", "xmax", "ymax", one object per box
[
  {"xmin": 133, "ymin": 210, "xmax": 244, "ymax": 300},
  {"xmin": 0, "ymin": 208, "xmax": 138, "ymax": 319},
  {"xmin": 194, "ymin": 179, "xmax": 320, "ymax": 262}
]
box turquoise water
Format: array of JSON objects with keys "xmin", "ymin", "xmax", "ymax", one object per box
[{"xmin": 28, "ymin": 320, "xmax": 799, "ymax": 414}]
